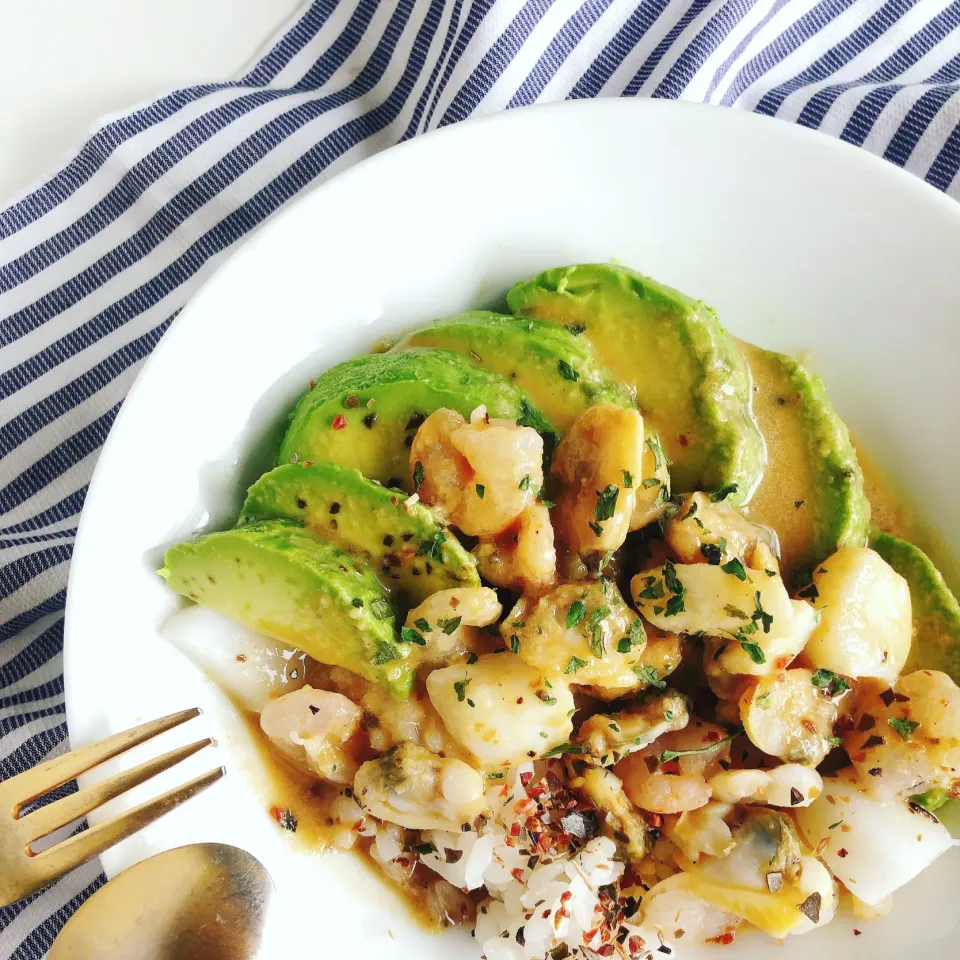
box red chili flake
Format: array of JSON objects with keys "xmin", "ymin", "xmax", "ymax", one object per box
[
  {"xmin": 332, "ymin": 414, "xmax": 348, "ymax": 431},
  {"xmin": 525, "ymin": 816, "xmax": 543, "ymax": 832},
  {"xmin": 538, "ymin": 834, "xmax": 552, "ymax": 852},
  {"xmin": 527, "ymin": 784, "xmax": 546, "ymax": 799},
  {"xmin": 837, "ymin": 848, "xmax": 849, "ymax": 858},
  {"xmin": 704, "ymin": 729, "xmax": 721, "ymax": 743},
  {"xmin": 868, "ymin": 767, "xmax": 883, "ymax": 777},
  {"xmin": 511, "ymin": 823, "xmax": 521, "ymax": 837},
  {"xmin": 678, "ymin": 435, "xmax": 689, "ymax": 448},
  {"xmin": 309, "ymin": 379, "xmax": 316, "ymax": 390},
  {"xmin": 520, "ymin": 771, "xmax": 534, "ymax": 788},
  {"xmin": 628, "ymin": 936, "xmax": 646, "ymax": 954},
  {"xmin": 853, "ymin": 929, "xmax": 862, "ymax": 936},
  {"xmin": 235, "ymin": 654, "xmax": 247, "ymax": 663},
  {"xmin": 511, "ymin": 867, "xmax": 526, "ymax": 882},
  {"xmin": 515, "ymin": 798, "xmax": 538, "ymax": 817},
  {"xmin": 835, "ymin": 714, "xmax": 855, "ymax": 732},
  {"xmin": 560, "ymin": 891, "xmax": 573, "ymax": 904},
  {"xmin": 596, "ymin": 946, "xmax": 615, "ymax": 956},
  {"xmin": 707, "ymin": 931, "xmax": 736, "ymax": 945},
  {"xmin": 542, "ymin": 909, "xmax": 551, "ymax": 919}
]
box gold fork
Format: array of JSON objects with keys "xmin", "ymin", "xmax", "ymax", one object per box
[{"xmin": 0, "ymin": 708, "xmax": 223, "ymax": 907}]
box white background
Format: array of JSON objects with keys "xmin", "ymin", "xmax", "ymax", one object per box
[{"xmin": 0, "ymin": 0, "xmax": 301, "ymax": 206}]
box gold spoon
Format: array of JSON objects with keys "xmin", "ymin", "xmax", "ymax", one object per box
[{"xmin": 49, "ymin": 843, "xmax": 274, "ymax": 959}]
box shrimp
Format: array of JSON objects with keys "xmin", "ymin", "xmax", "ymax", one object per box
[
  {"xmin": 403, "ymin": 587, "xmax": 501, "ymax": 665},
  {"xmin": 614, "ymin": 719, "xmax": 733, "ymax": 814},
  {"xmin": 845, "ymin": 668, "xmax": 960, "ymax": 800},
  {"xmin": 409, "ymin": 407, "xmax": 543, "ymax": 537},
  {"xmin": 353, "ymin": 741, "xmax": 490, "ymax": 832},
  {"xmin": 259, "ymin": 687, "xmax": 363, "ymax": 784},
  {"xmin": 664, "ymin": 492, "xmax": 778, "ymax": 566},
  {"xmin": 473, "ymin": 501, "xmax": 556, "ymax": 593},
  {"xmin": 551, "ymin": 403, "xmax": 645, "ymax": 554}
]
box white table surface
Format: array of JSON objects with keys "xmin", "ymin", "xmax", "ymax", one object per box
[{"xmin": 0, "ymin": 0, "xmax": 302, "ymax": 207}]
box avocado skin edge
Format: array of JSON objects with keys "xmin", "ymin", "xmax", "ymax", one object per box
[
  {"xmin": 761, "ymin": 347, "xmax": 870, "ymax": 568},
  {"xmin": 869, "ymin": 527, "xmax": 960, "ymax": 686},
  {"xmin": 506, "ymin": 262, "xmax": 764, "ymax": 506}
]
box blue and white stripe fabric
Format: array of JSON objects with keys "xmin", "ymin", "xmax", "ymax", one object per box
[{"xmin": 1, "ymin": 0, "xmax": 959, "ymax": 954}]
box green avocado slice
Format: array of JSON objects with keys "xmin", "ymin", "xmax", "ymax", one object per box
[
  {"xmin": 506, "ymin": 263, "xmax": 764, "ymax": 506},
  {"xmin": 869, "ymin": 528, "xmax": 960, "ymax": 685},
  {"xmin": 240, "ymin": 462, "xmax": 479, "ymax": 602},
  {"xmin": 392, "ymin": 310, "xmax": 633, "ymax": 432},
  {"xmin": 159, "ymin": 519, "xmax": 413, "ymax": 697},
  {"xmin": 740, "ymin": 343, "xmax": 870, "ymax": 582},
  {"xmin": 278, "ymin": 349, "xmax": 557, "ymax": 490}
]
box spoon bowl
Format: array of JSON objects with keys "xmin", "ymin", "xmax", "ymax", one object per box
[{"xmin": 50, "ymin": 843, "xmax": 274, "ymax": 960}]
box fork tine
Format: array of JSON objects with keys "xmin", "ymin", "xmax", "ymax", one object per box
[
  {"xmin": 6, "ymin": 708, "xmax": 200, "ymax": 811},
  {"xmin": 20, "ymin": 738, "xmax": 215, "ymax": 843},
  {"xmin": 28, "ymin": 766, "xmax": 225, "ymax": 890}
]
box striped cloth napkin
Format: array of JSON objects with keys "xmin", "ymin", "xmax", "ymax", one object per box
[{"xmin": 1, "ymin": 0, "xmax": 958, "ymax": 954}]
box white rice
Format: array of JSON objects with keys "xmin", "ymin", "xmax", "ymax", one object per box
[{"xmin": 415, "ymin": 763, "xmax": 676, "ymax": 960}]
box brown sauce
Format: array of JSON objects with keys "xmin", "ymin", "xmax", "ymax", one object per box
[{"xmin": 737, "ymin": 341, "xmax": 817, "ymax": 582}]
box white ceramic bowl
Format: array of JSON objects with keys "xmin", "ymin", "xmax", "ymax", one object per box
[{"xmin": 65, "ymin": 98, "xmax": 960, "ymax": 959}]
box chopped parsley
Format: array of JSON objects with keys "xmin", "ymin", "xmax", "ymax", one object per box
[
  {"xmin": 454, "ymin": 677, "xmax": 472, "ymax": 702},
  {"xmin": 400, "ymin": 626, "xmax": 427, "ymax": 646},
  {"xmin": 723, "ymin": 604, "xmax": 749, "ymax": 620},
  {"xmin": 413, "ymin": 617, "xmax": 432, "ymax": 633},
  {"xmin": 660, "ymin": 730, "xmax": 741, "ymax": 763},
  {"xmin": 412, "ymin": 460, "xmax": 425, "ymax": 492},
  {"xmin": 566, "ymin": 599, "xmax": 587, "ymax": 628},
  {"xmin": 636, "ymin": 576, "xmax": 665, "ymax": 601},
  {"xmin": 756, "ymin": 691, "xmax": 772, "ymax": 709},
  {"xmin": 752, "ymin": 590, "xmax": 773, "ymax": 633},
  {"xmin": 351, "ymin": 597, "xmax": 363, "ymax": 608},
  {"xmin": 567, "ymin": 323, "xmax": 587, "ymax": 335},
  {"xmin": 634, "ymin": 665, "xmax": 666, "ymax": 688},
  {"xmin": 622, "ymin": 470, "xmax": 633, "ymax": 489},
  {"xmin": 558, "ymin": 359, "xmax": 580, "ymax": 382},
  {"xmin": 710, "ymin": 483, "xmax": 739, "ymax": 502},
  {"xmin": 564, "ymin": 656, "xmax": 589, "ymax": 674},
  {"xmin": 888, "ymin": 717, "xmax": 920, "ymax": 740},
  {"xmin": 811, "ymin": 669, "xmax": 850, "ymax": 697},
  {"xmin": 518, "ymin": 474, "xmax": 533, "ymax": 491},
  {"xmin": 475, "ymin": 483, "xmax": 485, "ymax": 499},
  {"xmin": 418, "ymin": 531, "xmax": 445, "ymax": 562},
  {"xmin": 369, "ymin": 598, "xmax": 393, "ymax": 621},
  {"xmin": 372, "ymin": 640, "xmax": 402, "ymax": 664},
  {"xmin": 542, "ymin": 742, "xmax": 585, "ymax": 758},
  {"xmin": 721, "ymin": 557, "xmax": 747, "ymax": 581},
  {"xmin": 642, "ymin": 477, "xmax": 661, "ymax": 488},
  {"xmin": 598, "ymin": 549, "xmax": 615, "ymax": 574},
  {"xmin": 594, "ymin": 484, "xmax": 619, "ymax": 523},
  {"xmin": 662, "ymin": 560, "xmax": 686, "ymax": 616},
  {"xmin": 437, "ymin": 616, "xmax": 462, "ymax": 635},
  {"xmin": 646, "ymin": 437, "xmax": 669, "ymax": 474},
  {"xmin": 510, "ymin": 633, "xmax": 521, "ymax": 654}
]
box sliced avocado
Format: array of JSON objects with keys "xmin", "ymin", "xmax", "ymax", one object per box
[
  {"xmin": 278, "ymin": 349, "xmax": 557, "ymax": 491},
  {"xmin": 391, "ymin": 310, "xmax": 633, "ymax": 432},
  {"xmin": 739, "ymin": 343, "xmax": 869, "ymax": 582},
  {"xmin": 240, "ymin": 462, "xmax": 479, "ymax": 602},
  {"xmin": 160, "ymin": 519, "xmax": 412, "ymax": 697},
  {"xmin": 507, "ymin": 263, "xmax": 764, "ymax": 505},
  {"xmin": 869, "ymin": 529, "xmax": 960, "ymax": 684}
]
